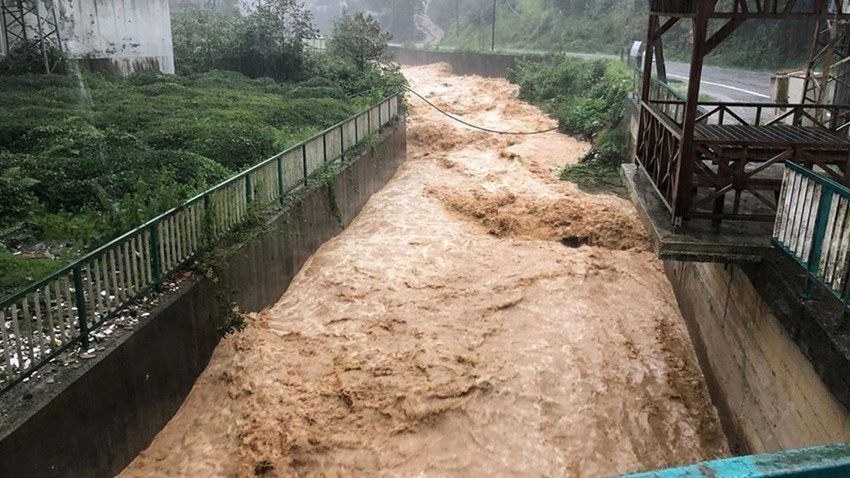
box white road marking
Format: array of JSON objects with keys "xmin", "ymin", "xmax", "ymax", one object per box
[{"xmin": 668, "ymin": 73, "xmax": 771, "ymax": 99}]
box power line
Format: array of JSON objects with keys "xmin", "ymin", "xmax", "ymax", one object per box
[{"xmin": 404, "ymin": 86, "xmax": 560, "ymax": 136}]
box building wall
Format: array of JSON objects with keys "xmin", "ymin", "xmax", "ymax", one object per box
[{"xmin": 57, "ymin": 0, "xmax": 175, "ymax": 75}]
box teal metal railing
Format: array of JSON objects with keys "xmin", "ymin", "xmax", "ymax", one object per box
[
  {"xmin": 0, "ymin": 95, "xmax": 401, "ymax": 393},
  {"xmin": 618, "ymin": 442, "xmax": 850, "ymax": 477},
  {"xmin": 773, "ymin": 161, "xmax": 850, "ymax": 309}
]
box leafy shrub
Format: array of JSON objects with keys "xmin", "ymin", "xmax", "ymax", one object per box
[
  {"xmin": 0, "ymin": 41, "xmax": 66, "ymax": 76},
  {"xmin": 0, "ymin": 166, "xmax": 39, "ymax": 225},
  {"xmin": 511, "ymin": 56, "xmax": 631, "ymax": 193}
]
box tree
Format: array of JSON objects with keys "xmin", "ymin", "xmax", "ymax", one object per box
[
  {"xmin": 327, "ymin": 11, "xmax": 392, "ymax": 71},
  {"xmin": 170, "ymin": 0, "xmax": 319, "ymax": 80}
]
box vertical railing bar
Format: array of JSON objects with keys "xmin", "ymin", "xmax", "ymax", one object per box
[
  {"xmin": 151, "ymin": 223, "xmax": 162, "ymax": 282},
  {"xmin": 93, "ymin": 257, "xmax": 104, "ymax": 315},
  {"xmin": 167, "ymin": 217, "xmax": 177, "ymax": 270},
  {"xmin": 109, "ymin": 248, "xmax": 122, "ymax": 305},
  {"xmin": 32, "ymin": 291, "xmax": 43, "ymax": 359},
  {"xmin": 130, "ymin": 238, "xmax": 140, "ymax": 298},
  {"xmin": 120, "ymin": 242, "xmax": 132, "ymax": 300},
  {"xmin": 163, "ymin": 217, "xmax": 173, "ymax": 270},
  {"xmin": 808, "ymin": 190, "xmax": 833, "ymax": 279},
  {"xmin": 0, "ymin": 311, "xmax": 12, "ymax": 384},
  {"xmin": 54, "ymin": 280, "xmax": 66, "ymax": 342},
  {"xmin": 177, "ymin": 214, "xmax": 185, "ymax": 264},
  {"xmin": 43, "ymin": 285, "xmax": 55, "ymax": 349},
  {"xmin": 189, "ymin": 205, "xmax": 198, "ymax": 257},
  {"xmin": 100, "ymin": 253, "xmax": 112, "ymax": 310},
  {"xmin": 339, "ymin": 124, "xmax": 345, "ymax": 163},
  {"xmin": 10, "ymin": 304, "xmax": 22, "ymax": 373},
  {"xmin": 277, "ymin": 156, "xmax": 285, "ymax": 203},
  {"xmin": 20, "ymin": 298, "xmax": 34, "ymax": 365},
  {"xmin": 84, "ymin": 265, "xmax": 95, "ymax": 323},
  {"xmin": 302, "ymin": 143, "xmax": 308, "ymax": 186},
  {"xmin": 225, "ymin": 188, "xmax": 232, "ymax": 229},
  {"xmin": 72, "ymin": 267, "xmax": 89, "ymax": 349},
  {"xmin": 119, "ymin": 243, "xmax": 131, "ymax": 301},
  {"xmin": 246, "ymin": 172, "xmax": 253, "ymax": 206}
]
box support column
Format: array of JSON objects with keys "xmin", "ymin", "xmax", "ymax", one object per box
[{"xmin": 672, "ymin": 1, "xmax": 711, "ymax": 226}]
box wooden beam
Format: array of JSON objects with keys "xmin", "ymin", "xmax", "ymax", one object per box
[
  {"xmin": 656, "ymin": 36, "xmax": 668, "ymax": 84},
  {"xmin": 673, "ymin": 0, "xmax": 713, "ymax": 225},
  {"xmin": 640, "ymin": 14, "xmax": 659, "ymax": 103},
  {"xmin": 704, "ymin": 19, "xmax": 747, "ymax": 56}
]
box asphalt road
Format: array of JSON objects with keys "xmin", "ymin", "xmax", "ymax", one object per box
[
  {"xmin": 393, "ymin": 45, "xmax": 777, "ymax": 105},
  {"xmin": 665, "ymin": 62, "xmax": 774, "ymax": 103},
  {"xmin": 559, "ymin": 52, "xmax": 775, "ymax": 103}
]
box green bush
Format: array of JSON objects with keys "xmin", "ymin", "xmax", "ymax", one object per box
[
  {"xmin": 0, "ymin": 166, "xmax": 39, "ymax": 225},
  {"xmin": 0, "ymin": 41, "xmax": 66, "ymax": 76},
  {"xmin": 512, "ymin": 56, "xmax": 630, "ymax": 138},
  {"xmin": 511, "ymin": 56, "xmax": 631, "ymax": 193}
]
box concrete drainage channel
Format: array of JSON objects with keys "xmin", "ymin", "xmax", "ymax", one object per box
[
  {"xmin": 3, "ymin": 45, "xmax": 850, "ymax": 477},
  {"xmin": 0, "ymin": 119, "xmax": 406, "ymax": 478}
]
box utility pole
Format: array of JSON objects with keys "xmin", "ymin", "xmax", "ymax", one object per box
[{"xmin": 491, "ymin": 0, "xmax": 496, "ymax": 52}]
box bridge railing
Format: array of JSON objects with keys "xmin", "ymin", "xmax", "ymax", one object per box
[
  {"xmin": 773, "ymin": 161, "xmax": 850, "ymax": 309},
  {"xmin": 0, "ymin": 95, "xmax": 401, "ymax": 394}
]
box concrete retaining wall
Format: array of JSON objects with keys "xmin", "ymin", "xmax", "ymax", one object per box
[
  {"xmin": 0, "ymin": 120, "xmax": 406, "ymax": 478},
  {"xmin": 665, "ymin": 258, "xmax": 850, "ymax": 454},
  {"xmin": 388, "ymin": 46, "xmax": 548, "ymax": 78}
]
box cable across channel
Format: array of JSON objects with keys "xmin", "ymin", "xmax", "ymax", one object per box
[{"xmin": 404, "ymin": 86, "xmax": 560, "ymax": 136}]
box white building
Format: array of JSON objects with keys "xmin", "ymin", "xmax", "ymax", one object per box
[{"xmin": 0, "ymin": 0, "xmax": 175, "ymax": 75}]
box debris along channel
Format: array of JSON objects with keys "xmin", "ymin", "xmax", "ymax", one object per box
[{"xmin": 120, "ymin": 63, "xmax": 729, "ymax": 478}]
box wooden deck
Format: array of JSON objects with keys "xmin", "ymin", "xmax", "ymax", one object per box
[
  {"xmin": 635, "ymin": 101, "xmax": 850, "ymax": 222},
  {"xmin": 696, "ymin": 124, "xmax": 850, "ymax": 147}
]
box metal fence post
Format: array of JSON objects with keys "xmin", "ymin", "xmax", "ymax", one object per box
[
  {"xmin": 245, "ymin": 173, "xmax": 253, "ymax": 204},
  {"xmin": 354, "ymin": 115, "xmax": 359, "ymax": 143},
  {"xmin": 302, "ymin": 143, "xmax": 309, "ymax": 185},
  {"xmin": 378, "ymin": 103, "xmax": 383, "ymax": 134},
  {"xmin": 150, "ymin": 223, "xmax": 162, "ymax": 280},
  {"xmin": 803, "ymin": 189, "xmax": 834, "ymax": 299},
  {"xmin": 277, "ymin": 156, "xmax": 285, "ymax": 202},
  {"xmin": 72, "ymin": 267, "xmax": 89, "ymax": 348},
  {"xmin": 339, "ymin": 124, "xmax": 345, "ymax": 162},
  {"xmin": 322, "ymin": 133, "xmax": 328, "ymax": 164}
]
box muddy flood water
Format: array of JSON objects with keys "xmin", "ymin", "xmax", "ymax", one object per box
[{"xmin": 120, "ymin": 63, "xmax": 730, "ymax": 477}]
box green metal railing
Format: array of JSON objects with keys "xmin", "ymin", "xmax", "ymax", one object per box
[
  {"xmin": 773, "ymin": 161, "xmax": 850, "ymax": 312},
  {"xmin": 0, "ymin": 95, "xmax": 401, "ymax": 393}
]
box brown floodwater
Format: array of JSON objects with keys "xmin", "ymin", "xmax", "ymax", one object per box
[{"xmin": 119, "ymin": 63, "xmax": 729, "ymax": 478}]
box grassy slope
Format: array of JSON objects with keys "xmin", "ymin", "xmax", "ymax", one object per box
[{"xmin": 0, "ymin": 69, "xmax": 385, "ymax": 297}]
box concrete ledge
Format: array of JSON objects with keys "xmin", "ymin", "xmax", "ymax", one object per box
[
  {"xmin": 621, "ymin": 164, "xmax": 772, "ymax": 262},
  {"xmin": 0, "ymin": 120, "xmax": 407, "ymax": 478}
]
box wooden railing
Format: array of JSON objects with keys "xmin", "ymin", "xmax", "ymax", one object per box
[
  {"xmin": 0, "ymin": 95, "xmax": 401, "ymax": 393},
  {"xmin": 649, "ymin": 100, "xmax": 850, "ymax": 135}
]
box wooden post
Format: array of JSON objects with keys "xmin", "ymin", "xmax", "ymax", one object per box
[
  {"xmin": 673, "ymin": 1, "xmax": 711, "ymax": 227},
  {"xmin": 640, "ymin": 14, "xmax": 657, "ymax": 103}
]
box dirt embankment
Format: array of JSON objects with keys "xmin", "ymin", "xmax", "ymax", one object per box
[{"xmin": 120, "ymin": 63, "xmax": 728, "ymax": 478}]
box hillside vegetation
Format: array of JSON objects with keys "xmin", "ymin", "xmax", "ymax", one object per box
[
  {"xmin": 430, "ymin": 0, "xmax": 814, "ymax": 70},
  {"xmin": 509, "ymin": 55, "xmax": 631, "ymax": 194},
  {"xmin": 0, "ymin": 5, "xmax": 404, "ymax": 297}
]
